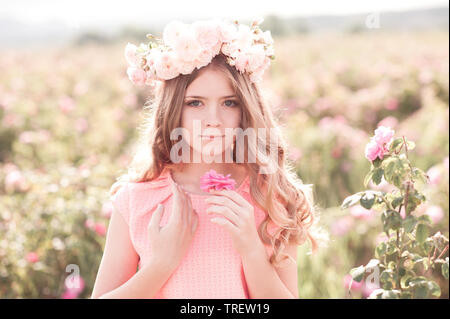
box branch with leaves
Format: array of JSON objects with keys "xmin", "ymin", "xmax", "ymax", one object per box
[{"xmin": 341, "ymin": 126, "xmax": 449, "ymax": 299}]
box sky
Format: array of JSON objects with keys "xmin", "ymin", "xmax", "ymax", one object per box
[{"xmin": 1, "ymin": 0, "xmax": 448, "ymax": 30}]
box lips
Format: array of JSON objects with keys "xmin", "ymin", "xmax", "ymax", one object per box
[{"xmin": 200, "ymin": 135, "xmax": 224, "ymax": 139}]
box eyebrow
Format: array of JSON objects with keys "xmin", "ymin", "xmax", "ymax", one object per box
[{"xmin": 185, "ymin": 95, "xmax": 237, "ymax": 99}]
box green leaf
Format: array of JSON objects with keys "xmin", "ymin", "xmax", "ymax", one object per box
[
  {"xmin": 385, "ymin": 241, "xmax": 397, "ymax": 255},
  {"xmin": 372, "ymin": 168, "xmax": 384, "ymax": 185},
  {"xmin": 416, "ymin": 224, "xmax": 429, "ymax": 244},
  {"xmin": 417, "ymin": 215, "xmax": 432, "ymax": 225},
  {"xmin": 414, "ymin": 285, "xmax": 429, "ymax": 298},
  {"xmin": 383, "ymin": 158, "xmax": 397, "ymax": 183},
  {"xmin": 373, "ymin": 157, "xmax": 382, "ymax": 168},
  {"xmin": 360, "ymin": 192, "xmax": 375, "ymax": 209},
  {"xmin": 382, "ymin": 210, "xmax": 402, "ymax": 232},
  {"xmin": 364, "ymin": 170, "xmax": 374, "ymax": 187},
  {"xmin": 402, "ymin": 215, "xmax": 417, "ymax": 233},
  {"xmin": 406, "ymin": 140, "xmax": 416, "ymax": 151},
  {"xmin": 380, "ymin": 269, "xmax": 395, "ymax": 289},
  {"xmin": 412, "ymin": 167, "xmax": 428, "ymax": 184},
  {"xmin": 427, "ymin": 281, "xmax": 441, "ymax": 297},
  {"xmin": 442, "ymin": 258, "xmax": 449, "ymax": 279},
  {"xmin": 375, "ymin": 242, "xmax": 387, "ymax": 259},
  {"xmin": 350, "ymin": 265, "xmax": 366, "ymax": 282},
  {"xmin": 392, "ymin": 196, "xmax": 403, "ymax": 209},
  {"xmin": 390, "ymin": 137, "xmax": 404, "ymax": 153},
  {"xmin": 341, "ymin": 192, "xmax": 363, "ymax": 209}
]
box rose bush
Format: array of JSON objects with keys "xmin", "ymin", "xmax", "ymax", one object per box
[{"xmin": 342, "ymin": 128, "xmax": 449, "ymax": 298}]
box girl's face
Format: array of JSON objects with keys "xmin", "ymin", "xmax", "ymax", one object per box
[{"xmin": 180, "ymin": 68, "xmax": 242, "ymax": 161}]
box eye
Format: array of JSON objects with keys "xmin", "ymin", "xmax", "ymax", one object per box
[
  {"xmin": 186, "ymin": 100, "xmax": 202, "ymax": 107},
  {"xmin": 224, "ymin": 100, "xmax": 239, "ymax": 107}
]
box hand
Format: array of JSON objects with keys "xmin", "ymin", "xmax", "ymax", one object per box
[
  {"xmin": 147, "ymin": 182, "xmax": 199, "ymax": 272},
  {"xmin": 205, "ymin": 189, "xmax": 262, "ymax": 257}
]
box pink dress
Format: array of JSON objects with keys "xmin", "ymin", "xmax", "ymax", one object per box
[{"xmin": 110, "ymin": 167, "xmax": 276, "ymax": 299}]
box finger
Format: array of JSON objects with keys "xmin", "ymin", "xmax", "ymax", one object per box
[
  {"xmin": 176, "ymin": 184, "xmax": 189, "ymax": 225},
  {"xmin": 148, "ymin": 203, "xmax": 164, "ymax": 233},
  {"xmin": 207, "ymin": 205, "xmax": 240, "ymax": 227},
  {"xmin": 206, "ymin": 195, "xmax": 241, "ymax": 216},
  {"xmin": 169, "ymin": 182, "xmax": 182, "ymax": 225},
  {"xmin": 185, "ymin": 192, "xmax": 193, "ymax": 226},
  {"xmin": 210, "ymin": 216, "xmax": 239, "ymax": 234},
  {"xmin": 210, "ymin": 189, "xmax": 250, "ymax": 210}
]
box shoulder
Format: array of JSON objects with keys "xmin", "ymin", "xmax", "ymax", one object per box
[{"xmin": 116, "ymin": 170, "xmax": 174, "ymax": 218}]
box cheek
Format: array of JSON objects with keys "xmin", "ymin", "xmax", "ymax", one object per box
[{"xmin": 224, "ymin": 108, "xmax": 242, "ymax": 128}]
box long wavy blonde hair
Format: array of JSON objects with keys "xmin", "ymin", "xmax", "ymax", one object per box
[{"xmin": 110, "ymin": 53, "xmax": 325, "ymax": 268}]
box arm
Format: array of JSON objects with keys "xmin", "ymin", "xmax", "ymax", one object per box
[
  {"xmin": 90, "ymin": 207, "xmax": 173, "ymax": 299},
  {"xmin": 241, "ymin": 241, "xmax": 299, "ymax": 299}
]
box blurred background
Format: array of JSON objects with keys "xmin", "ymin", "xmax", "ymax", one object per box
[{"xmin": 0, "ymin": 0, "xmax": 448, "ymax": 298}]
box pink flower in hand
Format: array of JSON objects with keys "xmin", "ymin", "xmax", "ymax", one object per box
[{"xmin": 200, "ymin": 169, "xmax": 236, "ymax": 192}]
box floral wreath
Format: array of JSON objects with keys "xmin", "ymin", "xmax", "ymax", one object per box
[{"xmin": 124, "ymin": 17, "xmax": 275, "ymax": 86}]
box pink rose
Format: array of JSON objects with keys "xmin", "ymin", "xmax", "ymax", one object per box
[
  {"xmin": 343, "ymin": 274, "xmax": 363, "ymax": 291},
  {"xmin": 385, "ymin": 98, "xmax": 399, "ymax": 110},
  {"xmin": 62, "ymin": 275, "xmax": 85, "ymax": 299},
  {"xmin": 200, "ymin": 169, "xmax": 236, "ymax": 192},
  {"xmin": 234, "ymin": 51, "xmax": 249, "ymax": 73},
  {"xmin": 59, "ymin": 96, "xmax": 75, "ymax": 113},
  {"xmin": 154, "ymin": 50, "xmax": 180, "ymax": 80},
  {"xmin": 221, "ymin": 42, "xmax": 233, "ymax": 56},
  {"xmin": 362, "ymin": 281, "xmax": 380, "ymax": 298},
  {"xmin": 176, "ymin": 59, "xmax": 196, "ymax": 75},
  {"xmin": 426, "ymin": 165, "xmax": 441, "ymax": 185},
  {"xmin": 94, "ymin": 223, "xmax": 107, "ymax": 236},
  {"xmin": 75, "ymin": 118, "xmax": 89, "ymax": 133},
  {"xmin": 218, "ymin": 21, "xmax": 238, "ymax": 43},
  {"xmin": 375, "ymin": 233, "xmax": 389, "ymax": 244},
  {"xmin": 373, "ymin": 126, "xmax": 394, "ymax": 146},
  {"xmin": 400, "ymin": 206, "xmax": 406, "ymax": 219},
  {"xmin": 84, "ymin": 219, "xmax": 94, "ymax": 229},
  {"xmin": 350, "ymin": 205, "xmax": 375, "ymax": 221},
  {"xmin": 425, "ymin": 205, "xmax": 444, "ymax": 224},
  {"xmin": 5, "ymin": 169, "xmax": 28, "ymax": 192},
  {"xmin": 124, "ymin": 43, "xmax": 139, "ymax": 66},
  {"xmin": 192, "ymin": 20, "xmax": 221, "ymax": 49},
  {"xmin": 246, "ymin": 44, "xmax": 266, "ymax": 72},
  {"xmin": 365, "ymin": 140, "xmax": 385, "ymax": 161},
  {"xmin": 210, "ymin": 39, "xmax": 223, "ymax": 56},
  {"xmin": 193, "ymin": 48, "xmax": 215, "ymax": 70},
  {"xmin": 234, "ymin": 24, "xmax": 254, "ymax": 52},
  {"xmin": 262, "ymin": 30, "xmax": 274, "ymax": 45},
  {"xmin": 331, "ymin": 146, "xmax": 343, "ymax": 159},
  {"xmin": 330, "ymin": 216, "xmax": 354, "ymax": 236},
  {"xmin": 173, "ymin": 29, "xmax": 203, "ymax": 63},
  {"xmin": 26, "ymin": 252, "xmax": 39, "ymax": 263},
  {"xmin": 163, "ymin": 20, "xmax": 186, "ymax": 49},
  {"xmin": 101, "ymin": 201, "xmax": 114, "ymax": 218},
  {"xmin": 288, "ymin": 147, "xmax": 302, "ymax": 162},
  {"xmin": 126, "ymin": 66, "xmax": 147, "ymax": 86}
]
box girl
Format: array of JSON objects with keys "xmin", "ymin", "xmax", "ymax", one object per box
[{"xmin": 91, "ymin": 18, "xmax": 322, "ymax": 299}]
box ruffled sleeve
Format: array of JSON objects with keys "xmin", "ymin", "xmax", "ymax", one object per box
[{"xmin": 110, "ymin": 182, "xmax": 131, "ymax": 225}]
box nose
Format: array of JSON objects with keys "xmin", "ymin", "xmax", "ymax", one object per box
[{"xmin": 205, "ymin": 104, "xmax": 221, "ymax": 128}]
